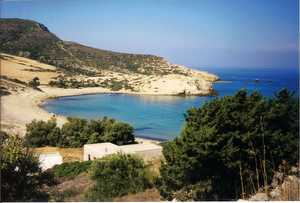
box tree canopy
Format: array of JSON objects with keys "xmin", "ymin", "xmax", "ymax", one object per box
[
  {"xmin": 1, "ymin": 134, "xmax": 54, "ymax": 201},
  {"xmin": 24, "ymin": 117, "xmax": 135, "ymax": 148},
  {"xmin": 24, "ymin": 118, "xmax": 61, "ymax": 147},
  {"xmin": 156, "ymin": 89, "xmax": 299, "ymax": 201}
]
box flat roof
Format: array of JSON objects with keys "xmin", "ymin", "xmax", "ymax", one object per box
[
  {"xmin": 84, "ymin": 142, "xmax": 118, "ymax": 148},
  {"xmin": 84, "ymin": 142, "xmax": 162, "ymax": 153},
  {"xmin": 119, "ymin": 143, "xmax": 162, "ymax": 153}
]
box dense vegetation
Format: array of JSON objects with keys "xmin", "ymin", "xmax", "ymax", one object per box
[
  {"xmin": 52, "ymin": 161, "xmax": 92, "ymax": 178},
  {"xmin": 0, "ymin": 18, "xmax": 170, "ymax": 76},
  {"xmin": 24, "ymin": 117, "xmax": 135, "ymax": 147},
  {"xmin": 86, "ymin": 153, "xmax": 152, "ymax": 201},
  {"xmin": 49, "ymin": 77, "xmax": 101, "ymax": 88},
  {"xmin": 49, "ymin": 75, "xmax": 134, "ymax": 91},
  {"xmin": 1, "ymin": 131, "xmax": 153, "ymax": 201},
  {"xmin": 156, "ymin": 89, "xmax": 299, "ymax": 201},
  {"xmin": 2, "ymin": 88, "xmax": 298, "ymax": 201},
  {"xmin": 1, "ymin": 132, "xmax": 54, "ymax": 201}
]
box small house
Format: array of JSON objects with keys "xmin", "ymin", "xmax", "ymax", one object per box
[
  {"xmin": 119, "ymin": 143, "xmax": 163, "ymax": 161},
  {"xmin": 83, "ymin": 142, "xmax": 162, "ymax": 161},
  {"xmin": 83, "ymin": 142, "xmax": 119, "ymax": 161}
]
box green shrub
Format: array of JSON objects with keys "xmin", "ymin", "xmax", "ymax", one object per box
[
  {"xmin": 86, "ymin": 153, "xmax": 152, "ymax": 201},
  {"xmin": 49, "ymin": 77, "xmax": 67, "ymax": 88},
  {"xmin": 49, "ymin": 77, "xmax": 102, "ymax": 89},
  {"xmin": 52, "ymin": 161, "xmax": 92, "ymax": 178},
  {"xmin": 103, "ymin": 121, "xmax": 134, "ymax": 145},
  {"xmin": 25, "ymin": 118, "xmax": 61, "ymax": 147},
  {"xmin": 61, "ymin": 117, "xmax": 88, "ymax": 147},
  {"xmin": 24, "ymin": 117, "xmax": 135, "ymax": 148},
  {"xmin": 1, "ymin": 135, "xmax": 54, "ymax": 201},
  {"xmin": 48, "ymin": 187, "xmax": 81, "ymax": 202},
  {"xmin": 28, "ymin": 77, "xmax": 40, "ymax": 89},
  {"xmin": 156, "ymin": 89, "xmax": 299, "ymax": 201},
  {"xmin": 49, "ymin": 76, "xmax": 136, "ymax": 91},
  {"xmin": 60, "ymin": 117, "xmax": 135, "ymax": 147}
]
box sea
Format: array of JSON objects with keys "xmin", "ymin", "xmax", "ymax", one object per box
[{"xmin": 43, "ymin": 67, "xmax": 299, "ymax": 140}]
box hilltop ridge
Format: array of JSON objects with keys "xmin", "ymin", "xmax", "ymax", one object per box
[{"xmin": 0, "ymin": 18, "xmax": 184, "ymax": 75}]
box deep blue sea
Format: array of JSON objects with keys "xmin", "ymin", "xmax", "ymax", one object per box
[{"xmin": 43, "ymin": 67, "xmax": 299, "ymax": 140}]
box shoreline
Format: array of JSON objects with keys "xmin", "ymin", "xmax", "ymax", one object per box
[
  {"xmin": 39, "ymin": 90, "xmax": 217, "ymax": 109},
  {"xmin": 40, "ymin": 87, "xmax": 218, "ymax": 101},
  {"xmin": 2, "ymin": 85, "xmax": 195, "ymax": 143},
  {"xmin": 1, "ymin": 53, "xmax": 219, "ymax": 141},
  {"xmin": 39, "ymin": 96, "xmax": 170, "ymax": 143},
  {"xmin": 38, "ymin": 90, "xmax": 181, "ymax": 143}
]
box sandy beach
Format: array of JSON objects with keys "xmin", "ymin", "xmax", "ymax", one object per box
[
  {"xmin": 1, "ymin": 86, "xmax": 147, "ymax": 136},
  {"xmin": 1, "ymin": 85, "xmax": 170, "ymax": 143},
  {"xmin": 0, "ymin": 53, "xmax": 217, "ymax": 140}
]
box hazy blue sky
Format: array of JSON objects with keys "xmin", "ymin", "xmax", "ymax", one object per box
[{"xmin": 1, "ymin": 0, "xmax": 299, "ymax": 69}]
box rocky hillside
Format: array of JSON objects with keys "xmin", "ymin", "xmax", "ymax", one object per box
[{"xmin": 0, "ymin": 18, "xmax": 218, "ymax": 95}]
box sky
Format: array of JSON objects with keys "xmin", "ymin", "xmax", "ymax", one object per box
[{"xmin": 1, "ymin": 0, "xmax": 299, "ymax": 69}]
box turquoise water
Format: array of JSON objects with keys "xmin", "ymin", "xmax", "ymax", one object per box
[{"xmin": 43, "ymin": 67, "xmax": 299, "ymax": 140}]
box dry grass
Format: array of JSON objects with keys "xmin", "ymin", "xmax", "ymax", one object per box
[
  {"xmin": 113, "ymin": 188, "xmax": 161, "ymax": 202},
  {"xmin": 1, "ymin": 53, "xmax": 58, "ymax": 85},
  {"xmin": 45, "ymin": 172, "xmax": 93, "ymax": 201},
  {"xmin": 279, "ymin": 176, "xmax": 300, "ymax": 201},
  {"xmin": 32, "ymin": 146, "xmax": 83, "ymax": 162},
  {"xmin": 58, "ymin": 147, "xmax": 83, "ymax": 162},
  {"xmin": 146, "ymin": 157, "xmax": 162, "ymax": 177}
]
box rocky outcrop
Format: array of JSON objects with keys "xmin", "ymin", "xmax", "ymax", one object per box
[{"xmin": 138, "ymin": 73, "xmax": 216, "ymax": 95}]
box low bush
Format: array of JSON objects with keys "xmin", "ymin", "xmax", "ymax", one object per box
[
  {"xmin": 52, "ymin": 161, "xmax": 92, "ymax": 178},
  {"xmin": 28, "ymin": 77, "xmax": 40, "ymax": 89},
  {"xmin": 86, "ymin": 153, "xmax": 152, "ymax": 201},
  {"xmin": 49, "ymin": 76, "xmax": 134, "ymax": 91}
]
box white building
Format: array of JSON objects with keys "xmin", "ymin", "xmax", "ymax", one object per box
[
  {"xmin": 83, "ymin": 142, "xmax": 162, "ymax": 161},
  {"xmin": 38, "ymin": 152, "xmax": 63, "ymax": 171},
  {"xmin": 83, "ymin": 143, "xmax": 119, "ymax": 161},
  {"xmin": 118, "ymin": 143, "xmax": 163, "ymax": 161}
]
